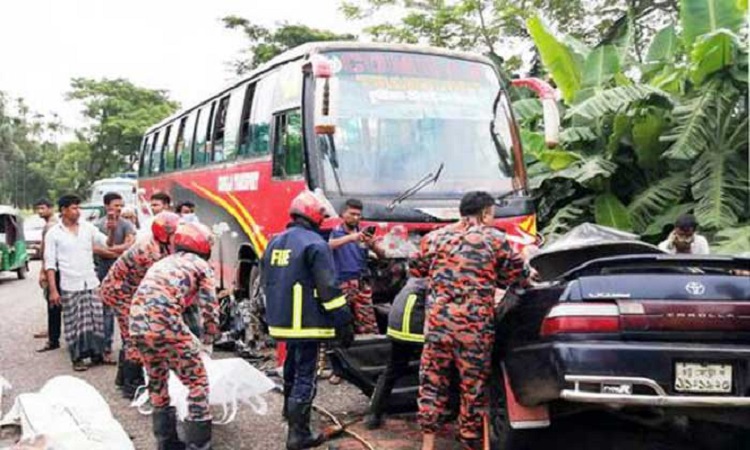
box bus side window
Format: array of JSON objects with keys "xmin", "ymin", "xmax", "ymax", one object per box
[
  {"xmin": 238, "ymin": 83, "xmax": 256, "ymax": 157},
  {"xmin": 202, "ymin": 101, "xmax": 216, "ymax": 164},
  {"xmin": 212, "ymin": 95, "xmax": 230, "ymax": 162},
  {"xmin": 149, "ymin": 131, "xmax": 162, "ymax": 174},
  {"xmin": 139, "ymin": 135, "xmax": 152, "ymax": 177},
  {"xmin": 188, "ymin": 109, "xmax": 202, "ymax": 168},
  {"xmin": 163, "ymin": 124, "xmax": 176, "ymax": 172},
  {"xmin": 194, "ymin": 106, "xmax": 210, "ymax": 165},
  {"xmin": 249, "ymin": 72, "xmax": 278, "ymax": 156},
  {"xmin": 174, "ymin": 116, "xmax": 188, "ymax": 170},
  {"xmin": 272, "ymin": 108, "xmax": 303, "ymax": 178}
]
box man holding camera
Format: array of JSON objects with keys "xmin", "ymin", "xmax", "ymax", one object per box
[{"xmin": 329, "ymin": 198, "xmax": 385, "ymax": 335}]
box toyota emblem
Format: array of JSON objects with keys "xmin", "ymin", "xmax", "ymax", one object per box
[{"xmin": 685, "ymin": 281, "xmax": 706, "ymax": 296}]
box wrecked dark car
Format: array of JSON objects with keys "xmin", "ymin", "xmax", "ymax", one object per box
[{"xmin": 329, "ymin": 224, "xmax": 750, "ymax": 449}]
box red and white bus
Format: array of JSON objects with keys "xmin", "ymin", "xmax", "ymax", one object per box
[{"xmin": 138, "ymin": 42, "xmax": 540, "ymax": 308}]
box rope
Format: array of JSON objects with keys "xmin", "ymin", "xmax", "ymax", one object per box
[
  {"xmin": 312, "ymin": 403, "xmax": 375, "ymax": 450},
  {"xmin": 270, "ymin": 386, "xmax": 374, "ymax": 450}
]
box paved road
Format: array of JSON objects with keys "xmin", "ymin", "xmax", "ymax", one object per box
[
  {"xmin": 2, "ymin": 262, "xmax": 748, "ymax": 450},
  {"xmin": 0, "ymin": 261, "xmax": 368, "ymax": 450}
]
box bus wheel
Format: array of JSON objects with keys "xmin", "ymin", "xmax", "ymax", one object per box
[{"xmin": 17, "ymin": 264, "xmax": 27, "ymax": 280}]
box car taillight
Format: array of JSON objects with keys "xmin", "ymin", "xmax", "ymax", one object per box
[{"xmin": 541, "ymin": 303, "xmax": 620, "ymax": 336}]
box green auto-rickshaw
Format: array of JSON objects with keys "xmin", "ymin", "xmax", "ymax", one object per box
[{"xmin": 0, "ymin": 206, "xmax": 30, "ymax": 279}]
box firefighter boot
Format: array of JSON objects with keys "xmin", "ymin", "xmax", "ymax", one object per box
[
  {"xmin": 114, "ymin": 349, "xmax": 125, "ymax": 388},
  {"xmin": 184, "ymin": 419, "xmax": 212, "ymax": 450},
  {"xmin": 364, "ymin": 371, "xmax": 392, "ymax": 430},
  {"xmin": 286, "ymin": 399, "xmax": 324, "ymax": 450},
  {"xmin": 121, "ymin": 359, "xmax": 145, "ymax": 400},
  {"xmin": 152, "ymin": 406, "xmax": 185, "ymax": 450},
  {"xmin": 282, "ymin": 380, "xmax": 292, "ymax": 421}
]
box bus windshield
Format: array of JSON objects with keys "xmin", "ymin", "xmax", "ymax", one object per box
[{"xmin": 317, "ymin": 51, "xmax": 516, "ymax": 198}]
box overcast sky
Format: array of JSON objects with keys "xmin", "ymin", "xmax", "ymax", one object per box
[{"xmin": 0, "ymin": 0, "xmax": 359, "ymax": 135}]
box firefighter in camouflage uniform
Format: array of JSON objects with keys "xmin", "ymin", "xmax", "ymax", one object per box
[
  {"xmin": 261, "ymin": 191, "xmax": 354, "ymax": 450},
  {"xmin": 130, "ymin": 222, "xmax": 219, "ymax": 450},
  {"xmin": 100, "ymin": 211, "xmax": 181, "ymax": 399},
  {"xmin": 412, "ymin": 191, "xmax": 532, "ymax": 450}
]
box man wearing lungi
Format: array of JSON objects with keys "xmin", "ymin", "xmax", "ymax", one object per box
[{"xmin": 44, "ymin": 194, "xmax": 112, "ymax": 371}]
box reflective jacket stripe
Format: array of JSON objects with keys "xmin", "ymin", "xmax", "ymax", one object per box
[
  {"xmin": 403, "ymin": 294, "xmax": 417, "ymax": 336},
  {"xmin": 387, "ymin": 293, "xmax": 423, "ymax": 343},
  {"xmin": 293, "ymin": 283, "xmax": 303, "ymax": 330},
  {"xmin": 322, "ymin": 295, "xmax": 347, "ymax": 311},
  {"xmin": 270, "ymin": 327, "xmax": 336, "ymax": 338},
  {"xmin": 268, "ymin": 283, "xmax": 336, "ymax": 339},
  {"xmin": 386, "ymin": 327, "xmax": 424, "ymax": 343}
]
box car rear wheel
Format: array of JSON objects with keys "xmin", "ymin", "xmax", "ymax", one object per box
[{"xmin": 488, "ymin": 370, "xmax": 539, "ymax": 450}]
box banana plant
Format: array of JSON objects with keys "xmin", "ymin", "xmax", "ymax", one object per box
[{"xmin": 519, "ymin": 0, "xmax": 748, "ymax": 248}]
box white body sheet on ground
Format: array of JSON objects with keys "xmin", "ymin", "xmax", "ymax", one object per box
[
  {"xmin": 132, "ymin": 354, "xmax": 276, "ymax": 424},
  {"xmin": 0, "ymin": 376, "xmax": 134, "ymax": 450}
]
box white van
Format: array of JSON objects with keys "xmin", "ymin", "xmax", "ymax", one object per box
[{"xmin": 89, "ymin": 177, "xmax": 139, "ymax": 207}]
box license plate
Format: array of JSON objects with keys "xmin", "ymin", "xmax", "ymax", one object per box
[{"xmin": 674, "ymin": 362, "xmax": 732, "ymax": 394}]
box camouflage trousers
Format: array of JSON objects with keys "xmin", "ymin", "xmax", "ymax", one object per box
[
  {"xmin": 134, "ymin": 335, "xmax": 211, "ymax": 421},
  {"xmin": 113, "ymin": 301, "xmax": 141, "ymax": 364},
  {"xmin": 418, "ymin": 300, "xmax": 494, "ymax": 450},
  {"xmin": 341, "ymin": 279, "xmax": 378, "ymax": 334}
]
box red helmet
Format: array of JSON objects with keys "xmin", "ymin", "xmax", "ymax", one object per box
[
  {"xmin": 151, "ymin": 212, "xmax": 181, "ymax": 244},
  {"xmin": 289, "ymin": 191, "xmax": 329, "ymax": 226},
  {"xmin": 174, "ymin": 223, "xmax": 213, "ymax": 259}
]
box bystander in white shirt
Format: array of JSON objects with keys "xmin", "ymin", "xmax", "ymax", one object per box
[
  {"xmin": 44, "ymin": 220, "xmax": 108, "ymax": 292},
  {"xmin": 658, "ymin": 233, "xmax": 710, "ymax": 255}
]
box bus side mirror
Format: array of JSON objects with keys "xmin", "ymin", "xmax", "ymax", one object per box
[
  {"xmin": 541, "ymin": 98, "xmax": 560, "ymax": 148},
  {"xmin": 510, "ymin": 78, "xmax": 560, "ymax": 148}
]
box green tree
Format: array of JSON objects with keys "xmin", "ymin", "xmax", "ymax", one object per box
[
  {"xmin": 222, "ymin": 17, "xmax": 357, "ymax": 74},
  {"xmin": 521, "ymin": 0, "xmax": 748, "ymax": 249},
  {"xmin": 66, "ymin": 78, "xmax": 179, "ymax": 181},
  {"xmin": 0, "ymin": 94, "xmax": 59, "ymax": 207},
  {"xmin": 341, "ymin": 0, "xmax": 678, "ymax": 72},
  {"xmin": 1, "ymin": 79, "xmax": 177, "ymax": 206}
]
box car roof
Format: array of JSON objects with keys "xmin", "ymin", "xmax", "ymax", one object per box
[
  {"xmin": 91, "ymin": 177, "xmax": 137, "ymax": 185},
  {"xmin": 0, "ymin": 205, "xmax": 20, "ymax": 216}
]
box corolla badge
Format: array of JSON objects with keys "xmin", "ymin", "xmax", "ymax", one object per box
[
  {"xmin": 588, "ymin": 292, "xmax": 631, "ymax": 299},
  {"xmin": 685, "ymin": 281, "xmax": 706, "ymax": 296}
]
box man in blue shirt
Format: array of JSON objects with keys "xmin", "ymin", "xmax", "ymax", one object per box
[{"xmin": 329, "ymin": 199, "xmax": 385, "ymax": 335}]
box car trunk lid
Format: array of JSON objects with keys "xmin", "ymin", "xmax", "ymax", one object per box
[{"xmin": 574, "ymin": 273, "xmax": 750, "ymax": 341}]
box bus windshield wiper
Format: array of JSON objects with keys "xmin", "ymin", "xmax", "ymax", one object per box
[
  {"xmin": 495, "ymin": 186, "xmax": 524, "ymax": 206},
  {"xmin": 320, "ymin": 135, "xmax": 344, "ymax": 196},
  {"xmin": 387, "ymin": 163, "xmax": 444, "ymax": 211}
]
